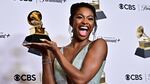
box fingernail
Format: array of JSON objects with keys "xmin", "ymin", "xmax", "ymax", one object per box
[
  {"xmin": 22, "ymin": 42, "xmax": 32, "ymax": 45},
  {"xmin": 40, "ymin": 39, "xmax": 45, "ymax": 41}
]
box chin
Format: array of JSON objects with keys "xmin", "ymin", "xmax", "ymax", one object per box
[{"xmin": 79, "ymin": 36, "xmax": 89, "ymax": 41}]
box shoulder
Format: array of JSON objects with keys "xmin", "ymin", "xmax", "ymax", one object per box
[
  {"xmin": 89, "ymin": 38, "xmax": 107, "ymax": 49},
  {"xmin": 88, "ymin": 38, "xmax": 108, "ymax": 60}
]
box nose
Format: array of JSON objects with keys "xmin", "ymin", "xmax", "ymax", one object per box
[{"xmin": 81, "ymin": 18, "xmax": 88, "ymax": 24}]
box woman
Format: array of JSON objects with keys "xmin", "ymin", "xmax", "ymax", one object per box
[{"xmin": 24, "ymin": 2, "xmax": 107, "ymax": 84}]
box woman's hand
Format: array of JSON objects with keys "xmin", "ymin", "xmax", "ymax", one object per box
[
  {"xmin": 23, "ymin": 39, "xmax": 58, "ymax": 60},
  {"xmin": 40, "ymin": 39, "xmax": 58, "ymax": 52},
  {"xmin": 22, "ymin": 39, "xmax": 58, "ymax": 84},
  {"xmin": 23, "ymin": 39, "xmax": 58, "ymax": 51}
]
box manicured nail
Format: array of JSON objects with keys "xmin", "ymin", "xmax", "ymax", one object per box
[
  {"xmin": 40, "ymin": 39, "xmax": 45, "ymax": 41},
  {"xmin": 22, "ymin": 42, "xmax": 32, "ymax": 45}
]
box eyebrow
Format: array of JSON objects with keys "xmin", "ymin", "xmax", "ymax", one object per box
[{"xmin": 75, "ymin": 13, "xmax": 94, "ymax": 18}]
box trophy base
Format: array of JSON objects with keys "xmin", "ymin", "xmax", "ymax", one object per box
[
  {"xmin": 23, "ymin": 34, "xmax": 51, "ymax": 56},
  {"xmin": 135, "ymin": 47, "xmax": 150, "ymax": 58},
  {"xmin": 24, "ymin": 34, "xmax": 51, "ymax": 42},
  {"xmin": 96, "ymin": 10, "xmax": 106, "ymax": 20}
]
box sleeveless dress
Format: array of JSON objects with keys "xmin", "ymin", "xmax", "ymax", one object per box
[{"xmin": 54, "ymin": 43, "xmax": 106, "ymax": 84}]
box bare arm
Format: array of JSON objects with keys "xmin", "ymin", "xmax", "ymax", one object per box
[
  {"xmin": 24, "ymin": 38, "xmax": 107, "ymax": 84},
  {"xmin": 42, "ymin": 50, "xmax": 56, "ymax": 84},
  {"xmin": 23, "ymin": 43, "xmax": 56, "ymax": 84},
  {"xmin": 52, "ymin": 39, "xmax": 107, "ymax": 84}
]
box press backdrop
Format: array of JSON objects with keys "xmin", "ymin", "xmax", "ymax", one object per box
[{"xmin": 0, "ymin": 0, "xmax": 150, "ymax": 84}]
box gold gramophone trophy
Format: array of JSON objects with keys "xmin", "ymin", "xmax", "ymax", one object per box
[
  {"xmin": 135, "ymin": 26, "xmax": 150, "ymax": 58},
  {"xmin": 90, "ymin": 0, "xmax": 106, "ymax": 20},
  {"xmin": 23, "ymin": 10, "xmax": 51, "ymax": 56}
]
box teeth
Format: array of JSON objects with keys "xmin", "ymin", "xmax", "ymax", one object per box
[{"xmin": 80, "ymin": 26, "xmax": 88, "ymax": 30}]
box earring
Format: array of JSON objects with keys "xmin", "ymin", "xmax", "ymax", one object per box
[
  {"xmin": 68, "ymin": 25, "xmax": 73, "ymax": 39},
  {"xmin": 92, "ymin": 27, "xmax": 97, "ymax": 40}
]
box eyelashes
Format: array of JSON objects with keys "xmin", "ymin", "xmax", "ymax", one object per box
[{"xmin": 75, "ymin": 15, "xmax": 94, "ymax": 21}]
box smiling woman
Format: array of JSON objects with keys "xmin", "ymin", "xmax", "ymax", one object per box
[
  {"xmin": 23, "ymin": 2, "xmax": 107, "ymax": 84},
  {"xmin": 72, "ymin": 7, "xmax": 95, "ymax": 39}
]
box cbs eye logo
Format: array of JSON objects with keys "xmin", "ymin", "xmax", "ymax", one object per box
[
  {"xmin": 125, "ymin": 74, "xmax": 142, "ymax": 81},
  {"xmin": 119, "ymin": 3, "xmax": 136, "ymax": 10},
  {"xmin": 14, "ymin": 74, "xmax": 36, "ymax": 81}
]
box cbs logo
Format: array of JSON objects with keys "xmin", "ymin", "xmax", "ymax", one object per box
[
  {"xmin": 125, "ymin": 74, "xmax": 142, "ymax": 80},
  {"xmin": 119, "ymin": 3, "xmax": 136, "ymax": 10},
  {"xmin": 14, "ymin": 74, "xmax": 36, "ymax": 81}
]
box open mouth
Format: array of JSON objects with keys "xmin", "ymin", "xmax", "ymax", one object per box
[{"xmin": 79, "ymin": 26, "xmax": 88, "ymax": 36}]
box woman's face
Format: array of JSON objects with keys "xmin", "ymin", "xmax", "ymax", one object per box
[{"xmin": 72, "ymin": 7, "xmax": 95, "ymax": 41}]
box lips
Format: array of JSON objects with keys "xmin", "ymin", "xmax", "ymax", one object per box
[{"xmin": 79, "ymin": 26, "xmax": 88, "ymax": 37}]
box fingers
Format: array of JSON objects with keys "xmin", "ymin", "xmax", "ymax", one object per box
[
  {"xmin": 22, "ymin": 42, "xmax": 32, "ymax": 48},
  {"xmin": 23, "ymin": 42, "xmax": 46, "ymax": 50},
  {"xmin": 40, "ymin": 39, "xmax": 56, "ymax": 46},
  {"xmin": 22, "ymin": 39, "xmax": 57, "ymax": 51},
  {"xmin": 40, "ymin": 38, "xmax": 50, "ymax": 41},
  {"xmin": 40, "ymin": 39, "xmax": 51, "ymax": 43},
  {"xmin": 40, "ymin": 39, "xmax": 57, "ymax": 51}
]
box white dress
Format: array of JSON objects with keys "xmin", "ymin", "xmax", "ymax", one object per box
[{"xmin": 54, "ymin": 43, "xmax": 106, "ymax": 84}]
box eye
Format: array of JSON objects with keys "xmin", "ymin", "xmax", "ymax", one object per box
[
  {"xmin": 75, "ymin": 15, "xmax": 83, "ymax": 19},
  {"xmin": 88, "ymin": 16, "xmax": 94, "ymax": 21}
]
